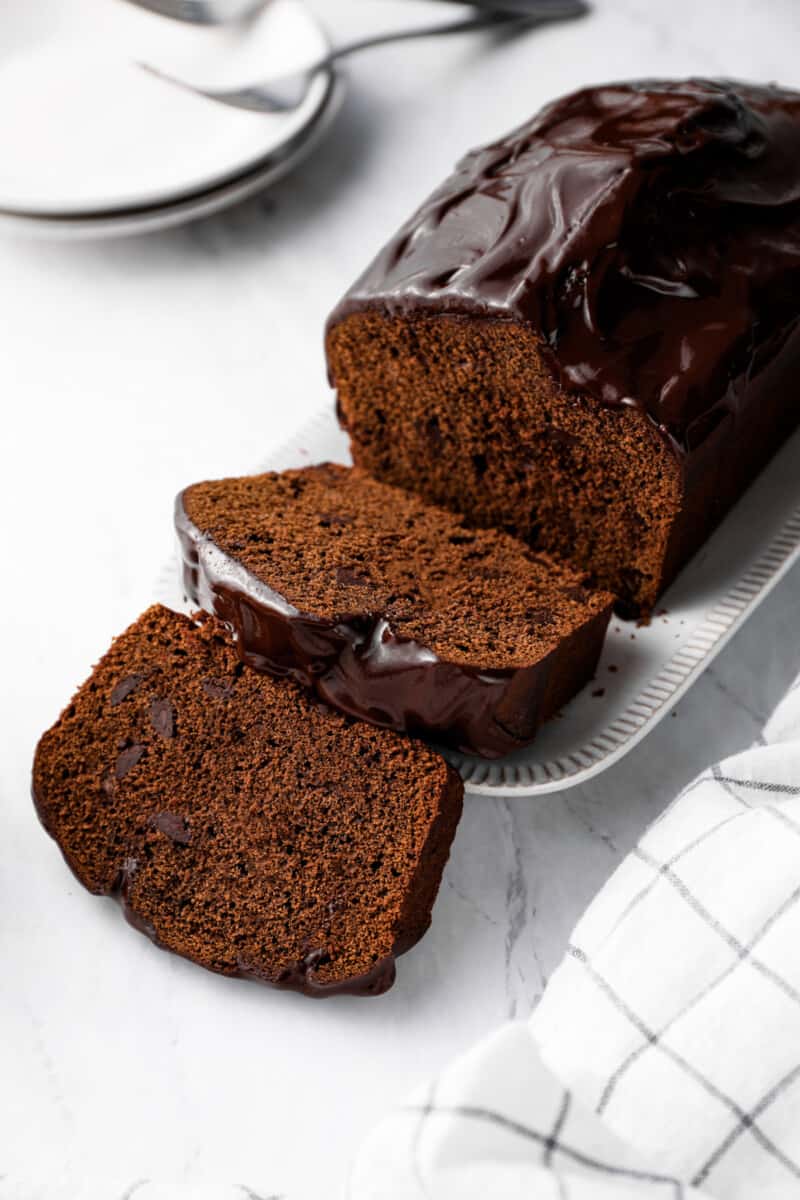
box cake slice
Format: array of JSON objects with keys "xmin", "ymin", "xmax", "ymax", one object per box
[
  {"xmin": 32, "ymin": 605, "xmax": 463, "ymax": 997},
  {"xmin": 177, "ymin": 464, "xmax": 614, "ymax": 759},
  {"xmin": 326, "ymin": 79, "xmax": 800, "ymax": 613}
]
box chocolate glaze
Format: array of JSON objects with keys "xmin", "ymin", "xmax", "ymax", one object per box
[
  {"xmin": 31, "ymin": 782, "xmax": 403, "ymax": 999},
  {"xmin": 175, "ymin": 494, "xmax": 611, "ymax": 759},
  {"xmin": 235, "ymin": 950, "xmax": 397, "ymax": 999},
  {"xmin": 327, "ymin": 79, "xmax": 800, "ymax": 456},
  {"xmin": 119, "ymin": 860, "xmax": 398, "ymax": 997}
]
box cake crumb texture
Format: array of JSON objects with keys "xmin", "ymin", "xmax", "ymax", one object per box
[
  {"xmin": 183, "ymin": 463, "xmax": 613, "ymax": 670},
  {"xmin": 328, "ymin": 314, "xmax": 684, "ymax": 614},
  {"xmin": 32, "ymin": 605, "xmax": 463, "ymax": 996}
]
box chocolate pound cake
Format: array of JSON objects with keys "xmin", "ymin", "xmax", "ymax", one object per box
[
  {"xmin": 326, "ymin": 79, "xmax": 800, "ymax": 613},
  {"xmin": 33, "ymin": 605, "xmax": 463, "ymax": 997},
  {"xmin": 177, "ymin": 464, "xmax": 613, "ymax": 759}
]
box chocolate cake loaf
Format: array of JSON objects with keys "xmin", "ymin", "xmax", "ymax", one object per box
[
  {"xmin": 32, "ymin": 605, "xmax": 463, "ymax": 997},
  {"xmin": 177, "ymin": 464, "xmax": 613, "ymax": 759},
  {"xmin": 326, "ymin": 79, "xmax": 800, "ymax": 613}
]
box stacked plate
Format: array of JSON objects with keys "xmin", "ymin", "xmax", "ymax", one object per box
[{"xmin": 0, "ymin": 0, "xmax": 341, "ymax": 238}]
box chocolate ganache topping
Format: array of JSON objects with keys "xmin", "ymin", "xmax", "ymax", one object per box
[
  {"xmin": 328, "ymin": 79, "xmax": 800, "ymax": 454},
  {"xmin": 175, "ymin": 492, "xmax": 610, "ymax": 760},
  {"xmin": 110, "ymin": 855, "xmax": 399, "ymax": 998}
]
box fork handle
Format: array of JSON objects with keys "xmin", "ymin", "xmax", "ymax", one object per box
[
  {"xmin": 316, "ymin": 1, "xmax": 588, "ymax": 71},
  {"xmin": 138, "ymin": 0, "xmax": 590, "ymax": 114},
  {"xmin": 427, "ymin": 0, "xmax": 590, "ymax": 12}
]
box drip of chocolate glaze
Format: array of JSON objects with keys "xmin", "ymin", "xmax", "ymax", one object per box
[
  {"xmin": 175, "ymin": 494, "xmax": 610, "ymax": 760},
  {"xmin": 30, "ymin": 780, "xmax": 406, "ymax": 998},
  {"xmin": 111, "ymin": 854, "xmax": 396, "ymax": 997},
  {"xmin": 327, "ymin": 79, "xmax": 800, "ymax": 456},
  {"xmin": 236, "ymin": 951, "xmax": 397, "ymax": 998}
]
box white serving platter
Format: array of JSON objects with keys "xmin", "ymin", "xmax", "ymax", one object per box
[
  {"xmin": 0, "ymin": 0, "xmax": 332, "ymax": 217},
  {"xmin": 157, "ymin": 408, "xmax": 800, "ymax": 798}
]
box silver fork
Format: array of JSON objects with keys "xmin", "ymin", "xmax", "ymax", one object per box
[
  {"xmin": 124, "ymin": 0, "xmax": 271, "ymax": 24},
  {"xmin": 126, "ymin": 0, "xmax": 586, "ymax": 25},
  {"xmin": 138, "ymin": 0, "xmax": 589, "ymax": 114}
]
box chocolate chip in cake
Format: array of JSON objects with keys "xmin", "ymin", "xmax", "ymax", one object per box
[
  {"xmin": 33, "ymin": 605, "xmax": 463, "ymax": 997},
  {"xmin": 202, "ymin": 678, "xmax": 233, "ymax": 701},
  {"xmin": 115, "ymin": 743, "xmax": 145, "ymax": 779},
  {"xmin": 151, "ymin": 811, "xmax": 191, "ymax": 845},
  {"xmin": 335, "ymin": 565, "xmax": 372, "ymax": 588},
  {"xmin": 149, "ymin": 698, "xmax": 174, "ymax": 739},
  {"xmin": 110, "ymin": 674, "xmax": 144, "ymax": 706}
]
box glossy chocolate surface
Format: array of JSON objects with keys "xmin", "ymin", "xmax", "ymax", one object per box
[
  {"xmin": 328, "ymin": 79, "xmax": 800, "ymax": 455},
  {"xmin": 176, "ymin": 494, "xmax": 611, "ymax": 759}
]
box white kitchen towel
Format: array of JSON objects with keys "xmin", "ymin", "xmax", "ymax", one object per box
[
  {"xmin": 349, "ymin": 1021, "xmax": 711, "ymax": 1200},
  {"xmin": 350, "ymin": 677, "xmax": 800, "ymax": 1199}
]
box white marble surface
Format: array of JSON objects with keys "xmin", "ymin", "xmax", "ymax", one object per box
[{"xmin": 3, "ymin": 2, "xmax": 800, "ymax": 1197}]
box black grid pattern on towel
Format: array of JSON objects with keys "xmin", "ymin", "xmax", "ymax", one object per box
[
  {"xmin": 568, "ymin": 768, "xmax": 800, "ymax": 1189},
  {"xmin": 402, "ymin": 1099, "xmax": 689, "ymax": 1197}
]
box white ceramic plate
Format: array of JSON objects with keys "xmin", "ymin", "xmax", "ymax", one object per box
[
  {"xmin": 155, "ymin": 408, "xmax": 800, "ymax": 797},
  {"xmin": 0, "ymin": 0, "xmax": 331, "ymax": 215},
  {"xmin": 0, "ymin": 73, "xmax": 342, "ymax": 239}
]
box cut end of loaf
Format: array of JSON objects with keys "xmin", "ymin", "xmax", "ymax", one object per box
[{"xmin": 327, "ymin": 312, "xmax": 684, "ymax": 614}]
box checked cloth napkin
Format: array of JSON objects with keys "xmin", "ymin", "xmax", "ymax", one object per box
[{"xmin": 350, "ymin": 675, "xmax": 800, "ymax": 1199}]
